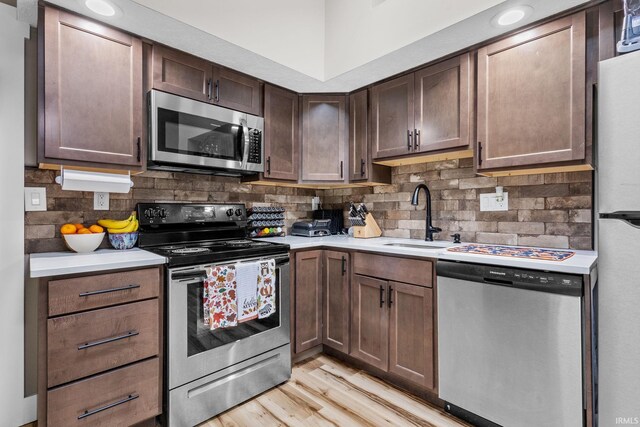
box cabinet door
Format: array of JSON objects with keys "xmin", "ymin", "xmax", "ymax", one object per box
[
  {"xmin": 323, "ymin": 251, "xmax": 350, "ymax": 353},
  {"xmin": 350, "ymin": 274, "xmax": 388, "ymax": 371},
  {"xmin": 213, "ymin": 66, "xmax": 262, "ymax": 116},
  {"xmin": 477, "ymin": 12, "xmax": 586, "ymax": 170},
  {"xmin": 152, "ymin": 44, "xmax": 213, "ymax": 103},
  {"xmin": 263, "ymin": 85, "xmax": 299, "ymax": 181},
  {"xmin": 414, "ymin": 53, "xmax": 472, "ymax": 153},
  {"xmin": 43, "ymin": 8, "xmax": 143, "ymax": 167},
  {"xmin": 294, "ymin": 251, "xmax": 323, "ymax": 353},
  {"xmin": 388, "ymin": 282, "xmax": 434, "ymax": 390},
  {"xmin": 349, "ymin": 90, "xmax": 368, "ymax": 181},
  {"xmin": 371, "ymin": 74, "xmax": 415, "ymax": 159},
  {"xmin": 301, "ymin": 95, "xmax": 347, "ymax": 182}
]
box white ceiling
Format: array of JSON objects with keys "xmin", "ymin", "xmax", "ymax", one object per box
[{"xmin": 44, "ymin": 0, "xmax": 591, "ymax": 93}]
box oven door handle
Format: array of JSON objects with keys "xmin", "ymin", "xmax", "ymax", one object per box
[{"xmin": 240, "ymin": 117, "xmax": 250, "ymax": 169}]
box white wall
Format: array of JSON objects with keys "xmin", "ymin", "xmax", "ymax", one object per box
[
  {"xmin": 323, "ymin": 0, "xmax": 502, "ymax": 80},
  {"xmin": 133, "ymin": 0, "xmax": 326, "ymax": 80},
  {"xmin": 0, "ymin": 3, "xmax": 35, "ymax": 426}
]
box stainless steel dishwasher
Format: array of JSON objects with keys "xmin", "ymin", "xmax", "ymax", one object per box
[{"xmin": 437, "ymin": 260, "xmax": 584, "ymax": 427}]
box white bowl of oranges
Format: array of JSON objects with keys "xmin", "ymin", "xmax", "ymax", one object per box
[{"xmin": 60, "ymin": 223, "xmax": 105, "ymax": 253}]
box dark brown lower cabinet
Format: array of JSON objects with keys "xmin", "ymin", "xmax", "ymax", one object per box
[
  {"xmin": 294, "ymin": 250, "xmax": 323, "ymax": 353},
  {"xmin": 350, "ymin": 274, "xmax": 389, "ymax": 371},
  {"xmin": 388, "ymin": 281, "xmax": 434, "ymax": 389},
  {"xmin": 322, "ymin": 251, "xmax": 350, "ymax": 353}
]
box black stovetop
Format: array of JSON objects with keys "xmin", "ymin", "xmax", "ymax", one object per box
[
  {"xmin": 136, "ymin": 203, "xmax": 289, "ymax": 267},
  {"xmin": 144, "ymin": 238, "xmax": 289, "ymax": 267}
]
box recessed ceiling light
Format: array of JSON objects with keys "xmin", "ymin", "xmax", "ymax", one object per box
[
  {"xmin": 492, "ymin": 6, "xmax": 533, "ymax": 27},
  {"xmin": 85, "ymin": 0, "xmax": 117, "ymax": 17}
]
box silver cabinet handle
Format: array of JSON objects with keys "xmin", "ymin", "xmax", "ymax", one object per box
[
  {"xmin": 414, "ymin": 129, "xmax": 420, "ymax": 151},
  {"xmin": 77, "ymin": 330, "xmax": 139, "ymax": 350},
  {"xmin": 78, "ymin": 393, "xmax": 139, "ymax": 419},
  {"xmin": 79, "ymin": 284, "xmax": 140, "ymax": 297},
  {"xmin": 407, "ymin": 130, "xmax": 413, "ymax": 151}
]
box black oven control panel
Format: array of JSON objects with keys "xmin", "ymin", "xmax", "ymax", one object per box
[
  {"xmin": 247, "ymin": 129, "xmax": 262, "ymax": 164},
  {"xmin": 138, "ymin": 203, "xmax": 247, "ymax": 225}
]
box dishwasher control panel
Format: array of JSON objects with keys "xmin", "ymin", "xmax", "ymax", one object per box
[{"xmin": 438, "ymin": 261, "xmax": 583, "ymax": 297}]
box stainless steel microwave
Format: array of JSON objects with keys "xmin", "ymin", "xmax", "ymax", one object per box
[{"xmin": 148, "ymin": 90, "xmax": 264, "ymax": 175}]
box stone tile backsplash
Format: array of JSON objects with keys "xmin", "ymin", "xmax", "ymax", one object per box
[
  {"xmin": 321, "ymin": 158, "xmax": 593, "ymax": 250},
  {"xmin": 24, "ymin": 158, "xmax": 593, "ymax": 253}
]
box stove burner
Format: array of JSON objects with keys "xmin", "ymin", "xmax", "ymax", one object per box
[
  {"xmin": 157, "ymin": 245, "xmax": 185, "ymax": 251},
  {"xmin": 171, "ymin": 247, "xmax": 211, "ymax": 255}
]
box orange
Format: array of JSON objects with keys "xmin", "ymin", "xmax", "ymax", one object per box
[
  {"xmin": 73, "ymin": 223, "xmax": 84, "ymax": 230},
  {"xmin": 60, "ymin": 224, "xmax": 77, "ymax": 235},
  {"xmin": 89, "ymin": 224, "xmax": 104, "ymax": 234},
  {"xmin": 77, "ymin": 228, "xmax": 92, "ymax": 235}
]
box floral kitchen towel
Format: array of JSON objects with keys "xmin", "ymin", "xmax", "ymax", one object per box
[
  {"xmin": 257, "ymin": 259, "xmax": 276, "ymax": 319},
  {"xmin": 204, "ymin": 265, "xmax": 238, "ymax": 330},
  {"xmin": 235, "ymin": 261, "xmax": 259, "ymax": 323}
]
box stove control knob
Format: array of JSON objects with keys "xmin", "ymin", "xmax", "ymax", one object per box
[
  {"xmin": 144, "ymin": 208, "xmax": 154, "ymax": 219},
  {"xmin": 235, "ymin": 208, "xmax": 243, "ymax": 217},
  {"xmin": 226, "ymin": 208, "xmax": 234, "ymax": 217},
  {"xmin": 159, "ymin": 208, "xmax": 167, "ymax": 219}
]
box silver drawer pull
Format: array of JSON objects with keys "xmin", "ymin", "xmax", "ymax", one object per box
[
  {"xmin": 79, "ymin": 284, "xmax": 140, "ymax": 297},
  {"xmin": 78, "ymin": 393, "xmax": 139, "ymax": 419},
  {"xmin": 77, "ymin": 330, "xmax": 139, "ymax": 350}
]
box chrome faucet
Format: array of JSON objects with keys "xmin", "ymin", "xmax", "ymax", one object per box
[{"xmin": 411, "ymin": 183, "xmax": 442, "ymax": 242}]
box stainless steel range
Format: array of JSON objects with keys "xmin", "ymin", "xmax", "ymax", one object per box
[{"xmin": 137, "ymin": 203, "xmax": 291, "ymax": 427}]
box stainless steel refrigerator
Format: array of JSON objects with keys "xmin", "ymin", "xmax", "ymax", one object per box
[{"xmin": 597, "ymin": 50, "xmax": 640, "ymax": 426}]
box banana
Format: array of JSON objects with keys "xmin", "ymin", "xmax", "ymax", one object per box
[
  {"xmin": 99, "ymin": 211, "xmax": 137, "ymax": 231},
  {"xmin": 108, "ymin": 219, "xmax": 138, "ymax": 234}
]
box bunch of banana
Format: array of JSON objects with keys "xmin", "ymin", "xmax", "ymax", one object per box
[{"xmin": 98, "ymin": 211, "xmax": 139, "ymax": 234}]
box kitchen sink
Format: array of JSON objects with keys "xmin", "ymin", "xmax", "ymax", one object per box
[{"xmin": 383, "ymin": 243, "xmax": 445, "ymax": 250}]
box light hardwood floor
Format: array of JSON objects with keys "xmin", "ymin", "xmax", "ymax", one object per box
[{"xmin": 199, "ymin": 355, "xmax": 469, "ymax": 427}]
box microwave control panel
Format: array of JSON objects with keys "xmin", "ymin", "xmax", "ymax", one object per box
[{"xmin": 248, "ymin": 129, "xmax": 262, "ymax": 164}]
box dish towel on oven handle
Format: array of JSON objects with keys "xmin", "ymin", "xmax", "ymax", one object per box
[
  {"xmin": 203, "ymin": 265, "xmax": 238, "ymax": 330},
  {"xmin": 257, "ymin": 259, "xmax": 276, "ymax": 319},
  {"xmin": 235, "ymin": 261, "xmax": 260, "ymax": 323}
]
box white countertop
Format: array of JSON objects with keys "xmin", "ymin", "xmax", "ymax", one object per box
[
  {"xmin": 30, "ymin": 248, "xmax": 167, "ymax": 278},
  {"xmin": 262, "ymin": 235, "xmax": 598, "ymax": 275}
]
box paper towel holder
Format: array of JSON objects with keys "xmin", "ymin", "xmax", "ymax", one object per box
[{"xmin": 54, "ymin": 166, "xmax": 134, "ymax": 194}]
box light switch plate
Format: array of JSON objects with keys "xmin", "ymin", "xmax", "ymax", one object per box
[
  {"xmin": 24, "ymin": 187, "xmax": 47, "ymax": 211},
  {"xmin": 94, "ymin": 192, "xmax": 109, "ymax": 210},
  {"xmin": 480, "ymin": 192, "xmax": 509, "ymax": 211}
]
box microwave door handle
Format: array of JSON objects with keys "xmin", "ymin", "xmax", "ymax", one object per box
[{"xmin": 240, "ymin": 118, "xmax": 250, "ymax": 169}]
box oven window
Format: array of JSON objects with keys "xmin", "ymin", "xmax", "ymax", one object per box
[
  {"xmin": 157, "ymin": 107, "xmax": 242, "ymax": 161},
  {"xmin": 186, "ymin": 267, "xmax": 280, "ymax": 357}
]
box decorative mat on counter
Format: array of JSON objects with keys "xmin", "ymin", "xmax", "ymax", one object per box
[{"xmin": 447, "ymin": 244, "xmax": 575, "ymax": 261}]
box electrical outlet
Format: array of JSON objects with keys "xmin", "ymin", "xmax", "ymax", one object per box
[
  {"xmin": 312, "ymin": 196, "xmax": 320, "ymax": 211},
  {"xmin": 480, "ymin": 192, "xmax": 509, "ymax": 211},
  {"xmin": 24, "ymin": 187, "xmax": 47, "ymax": 211},
  {"xmin": 94, "ymin": 192, "xmax": 109, "ymax": 210}
]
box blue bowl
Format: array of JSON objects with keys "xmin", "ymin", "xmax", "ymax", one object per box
[{"xmin": 108, "ymin": 232, "xmax": 138, "ymax": 250}]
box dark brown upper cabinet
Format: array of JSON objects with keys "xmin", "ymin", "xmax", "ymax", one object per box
[
  {"xmin": 476, "ymin": 12, "xmax": 587, "ymax": 171},
  {"xmin": 41, "ymin": 7, "xmax": 144, "ymax": 169},
  {"xmin": 301, "ymin": 95, "xmax": 348, "ymax": 182},
  {"xmin": 414, "ymin": 54, "xmax": 473, "ymax": 153},
  {"xmin": 371, "ymin": 53, "xmax": 473, "ymax": 162},
  {"xmin": 349, "ymin": 90, "xmax": 391, "ymax": 185},
  {"xmin": 151, "ymin": 45, "xmax": 262, "ymax": 116},
  {"xmin": 370, "ymin": 74, "xmax": 415, "ymax": 159},
  {"xmin": 151, "ymin": 44, "xmax": 212, "ymax": 103},
  {"xmin": 263, "ymin": 84, "xmax": 299, "ymax": 181}
]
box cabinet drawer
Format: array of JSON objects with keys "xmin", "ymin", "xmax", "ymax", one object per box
[
  {"xmin": 353, "ymin": 252, "xmax": 433, "ymax": 287},
  {"xmin": 47, "ymin": 357, "xmax": 160, "ymax": 427},
  {"xmin": 48, "ymin": 268, "xmax": 160, "ymax": 316},
  {"xmin": 48, "ymin": 299, "xmax": 159, "ymax": 387}
]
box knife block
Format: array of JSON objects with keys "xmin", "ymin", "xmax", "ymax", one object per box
[{"xmin": 353, "ymin": 213, "xmax": 382, "ymax": 238}]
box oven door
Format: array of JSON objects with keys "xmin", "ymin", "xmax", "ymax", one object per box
[
  {"xmin": 167, "ymin": 255, "xmax": 290, "ymax": 390},
  {"xmin": 150, "ymin": 90, "xmax": 264, "ymax": 173}
]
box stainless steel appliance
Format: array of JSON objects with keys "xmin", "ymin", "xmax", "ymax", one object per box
[
  {"xmin": 437, "ymin": 261, "xmax": 584, "ymax": 427},
  {"xmin": 598, "ymin": 51, "xmax": 640, "ymax": 425},
  {"xmin": 148, "ymin": 90, "xmax": 264, "ymax": 175},
  {"xmin": 137, "ymin": 203, "xmax": 290, "ymax": 427},
  {"xmin": 290, "ymin": 219, "xmax": 332, "ymax": 237}
]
